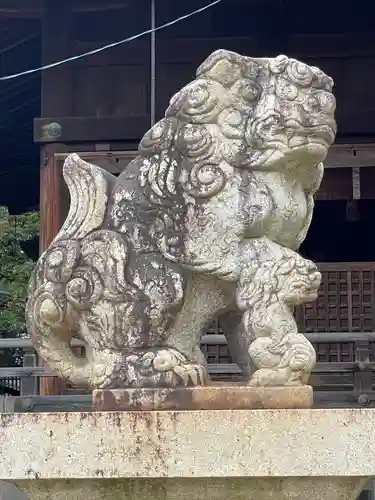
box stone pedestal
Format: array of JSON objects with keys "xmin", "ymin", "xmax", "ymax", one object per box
[
  {"xmin": 1, "ymin": 409, "xmax": 374, "ymax": 500},
  {"xmin": 92, "ymin": 385, "xmax": 313, "ymax": 411}
]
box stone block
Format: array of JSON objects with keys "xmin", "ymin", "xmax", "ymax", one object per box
[{"xmin": 0, "ymin": 409, "xmax": 373, "ymax": 500}]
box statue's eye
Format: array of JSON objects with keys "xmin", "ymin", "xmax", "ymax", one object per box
[
  {"xmin": 276, "ymin": 80, "xmax": 298, "ymax": 100},
  {"xmin": 241, "ymin": 81, "xmax": 261, "ymax": 103}
]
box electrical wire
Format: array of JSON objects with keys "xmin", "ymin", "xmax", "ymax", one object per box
[{"xmin": 0, "ymin": 0, "xmax": 222, "ymax": 82}]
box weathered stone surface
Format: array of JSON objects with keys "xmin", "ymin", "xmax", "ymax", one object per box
[
  {"xmin": 1, "ymin": 409, "xmax": 374, "ymax": 499},
  {"xmin": 92, "ymin": 385, "xmax": 313, "ymax": 411},
  {"xmin": 26, "ymin": 50, "xmax": 336, "ymax": 390},
  {"xmin": 0, "ymin": 409, "xmax": 374, "ymax": 479}
]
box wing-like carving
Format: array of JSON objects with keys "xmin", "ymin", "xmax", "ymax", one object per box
[{"xmin": 54, "ymin": 153, "xmax": 115, "ymax": 243}]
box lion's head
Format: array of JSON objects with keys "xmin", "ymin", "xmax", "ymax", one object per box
[
  {"xmin": 170, "ymin": 49, "xmax": 336, "ymax": 170},
  {"xmin": 109, "ymin": 49, "xmax": 335, "ymax": 308}
]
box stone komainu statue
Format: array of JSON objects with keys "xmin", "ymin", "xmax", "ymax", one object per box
[{"xmin": 26, "ymin": 50, "xmax": 336, "ymax": 389}]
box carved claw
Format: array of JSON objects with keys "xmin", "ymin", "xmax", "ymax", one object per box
[
  {"xmin": 249, "ymin": 367, "xmax": 297, "ymax": 387},
  {"xmin": 173, "ymin": 365, "xmax": 194, "ymax": 386},
  {"xmin": 173, "ymin": 363, "xmax": 207, "ymax": 386}
]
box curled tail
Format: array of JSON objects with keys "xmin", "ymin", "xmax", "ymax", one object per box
[{"xmin": 26, "ymin": 154, "xmax": 116, "ymax": 388}]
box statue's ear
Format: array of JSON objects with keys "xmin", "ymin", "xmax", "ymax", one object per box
[{"xmin": 54, "ymin": 153, "xmax": 116, "ymax": 244}]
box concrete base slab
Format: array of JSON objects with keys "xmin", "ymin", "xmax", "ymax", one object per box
[
  {"xmin": 1, "ymin": 409, "xmax": 375, "ymax": 499},
  {"xmin": 92, "ymin": 385, "xmax": 313, "ymax": 411},
  {"xmin": 9, "ymin": 477, "xmax": 368, "ymax": 500}
]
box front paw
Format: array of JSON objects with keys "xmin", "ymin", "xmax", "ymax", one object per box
[{"xmin": 249, "ymin": 367, "xmax": 293, "ymax": 387}]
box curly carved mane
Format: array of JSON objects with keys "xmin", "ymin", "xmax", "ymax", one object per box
[
  {"xmin": 110, "ymin": 47, "xmax": 335, "ymax": 271},
  {"xmin": 109, "ymin": 50, "xmax": 273, "ymax": 254}
]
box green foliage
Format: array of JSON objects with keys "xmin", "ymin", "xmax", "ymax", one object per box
[{"xmin": 0, "ymin": 206, "xmax": 39, "ymax": 336}]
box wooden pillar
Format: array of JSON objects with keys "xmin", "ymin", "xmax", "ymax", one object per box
[{"xmin": 39, "ymin": 0, "xmax": 72, "ymax": 396}]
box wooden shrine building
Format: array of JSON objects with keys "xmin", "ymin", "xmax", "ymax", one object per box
[{"xmin": 1, "ymin": 0, "xmax": 375, "ymax": 401}]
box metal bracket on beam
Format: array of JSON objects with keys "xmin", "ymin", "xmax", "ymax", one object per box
[{"xmin": 352, "ymin": 166, "xmax": 361, "ymax": 199}]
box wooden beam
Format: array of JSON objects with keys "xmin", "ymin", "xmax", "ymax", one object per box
[
  {"xmin": 325, "ymin": 144, "xmax": 375, "ymax": 168},
  {"xmin": 39, "ymin": 148, "xmax": 67, "ymax": 397},
  {"xmin": 3, "ymin": 360, "xmax": 372, "ymax": 378},
  {"xmin": 0, "ymin": 0, "xmax": 130, "ymax": 17},
  {"xmin": 3, "ymin": 330, "xmax": 375, "ymax": 350},
  {"xmin": 39, "ymin": 146, "xmax": 63, "ymax": 253},
  {"xmin": 290, "ymin": 33, "xmax": 375, "ymax": 58},
  {"xmin": 71, "ymin": 32, "xmax": 375, "ymax": 66},
  {"xmin": 71, "ymin": 2, "xmax": 130, "ymax": 13},
  {"xmin": 33, "ymin": 131, "xmax": 375, "ymax": 170},
  {"xmin": 0, "ymin": 0, "xmax": 41, "ymax": 16},
  {"xmin": 0, "ymin": 10, "xmax": 41, "ymax": 18},
  {"xmin": 54, "ymin": 150, "xmax": 137, "ymax": 175},
  {"xmin": 38, "ymin": 0, "xmax": 72, "ymax": 396},
  {"xmin": 0, "ymin": 0, "xmax": 38, "ymax": 8},
  {"xmin": 34, "ymin": 116, "xmax": 149, "ymax": 143}
]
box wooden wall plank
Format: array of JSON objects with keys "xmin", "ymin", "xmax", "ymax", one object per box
[
  {"xmin": 70, "ymin": 35, "xmax": 375, "ymax": 137},
  {"xmin": 71, "ymin": 65, "xmax": 150, "ymax": 119},
  {"xmin": 70, "ymin": 34, "xmax": 375, "ymax": 64}
]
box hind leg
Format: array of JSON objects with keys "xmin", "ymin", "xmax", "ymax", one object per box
[{"xmin": 220, "ymin": 311, "xmax": 254, "ymax": 381}]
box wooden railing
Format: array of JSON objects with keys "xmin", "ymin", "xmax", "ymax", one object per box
[{"xmin": 1, "ymin": 332, "xmax": 375, "ymax": 412}]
